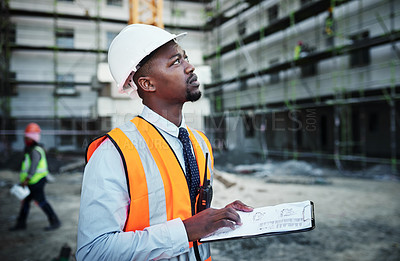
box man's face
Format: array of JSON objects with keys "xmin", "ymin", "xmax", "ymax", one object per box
[
  {"xmin": 24, "ymin": 137, "xmax": 34, "ymax": 147},
  {"xmin": 148, "ymin": 41, "xmax": 201, "ymax": 103}
]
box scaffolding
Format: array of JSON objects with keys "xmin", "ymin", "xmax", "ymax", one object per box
[
  {"xmin": 203, "ymin": 0, "xmax": 400, "ymax": 173},
  {"xmin": 2, "ymin": 0, "xmax": 399, "ymax": 173},
  {"xmin": 0, "ymin": 0, "xmax": 209, "ymax": 155},
  {"xmin": 0, "ymin": 0, "xmax": 15, "ymax": 157},
  {"xmin": 0, "ymin": 0, "xmax": 114, "ymax": 154}
]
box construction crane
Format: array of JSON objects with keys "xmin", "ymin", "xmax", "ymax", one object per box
[{"xmin": 129, "ymin": 0, "xmax": 164, "ymax": 28}]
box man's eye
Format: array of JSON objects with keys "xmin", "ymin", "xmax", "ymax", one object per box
[
  {"xmin": 173, "ymin": 59, "xmax": 181, "ymax": 65},
  {"xmin": 184, "ymin": 56, "xmax": 189, "ymax": 62}
]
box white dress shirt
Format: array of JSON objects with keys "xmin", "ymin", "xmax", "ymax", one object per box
[{"xmin": 76, "ymin": 106, "xmax": 193, "ymax": 261}]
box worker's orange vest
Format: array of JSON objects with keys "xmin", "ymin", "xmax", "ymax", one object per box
[{"xmin": 87, "ymin": 116, "xmax": 213, "ymax": 260}]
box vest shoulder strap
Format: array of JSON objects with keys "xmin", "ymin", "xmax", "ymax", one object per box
[
  {"xmin": 86, "ymin": 135, "xmax": 108, "ymax": 163},
  {"xmin": 189, "ymin": 128, "xmax": 214, "ymax": 169},
  {"xmin": 85, "ymin": 129, "xmax": 132, "ymax": 197}
]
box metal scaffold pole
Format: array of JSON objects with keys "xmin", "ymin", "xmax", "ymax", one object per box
[
  {"xmin": 53, "ymin": 0, "xmax": 59, "ymax": 151},
  {"xmin": 390, "ymin": 61, "xmax": 397, "ymax": 174},
  {"xmin": 0, "ymin": 0, "xmax": 12, "ymax": 157}
]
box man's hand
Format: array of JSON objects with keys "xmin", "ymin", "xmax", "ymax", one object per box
[
  {"xmin": 21, "ymin": 178, "xmax": 30, "ymax": 187},
  {"xmin": 225, "ymin": 200, "xmax": 254, "ymax": 212},
  {"xmin": 183, "ymin": 200, "xmax": 253, "ymax": 242}
]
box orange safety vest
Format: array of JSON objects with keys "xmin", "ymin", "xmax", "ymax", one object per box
[{"xmin": 86, "ymin": 116, "xmax": 213, "ymax": 261}]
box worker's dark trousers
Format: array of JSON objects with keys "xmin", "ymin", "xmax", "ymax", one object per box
[{"xmin": 16, "ymin": 178, "xmax": 60, "ymax": 228}]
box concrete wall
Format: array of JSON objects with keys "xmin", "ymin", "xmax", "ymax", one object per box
[
  {"xmin": 7, "ymin": 0, "xmax": 210, "ymax": 151},
  {"xmin": 204, "ymin": 0, "xmax": 400, "ymax": 163}
]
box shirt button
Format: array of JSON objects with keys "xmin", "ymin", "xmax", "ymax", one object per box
[{"xmin": 180, "ymin": 247, "xmax": 185, "ymax": 252}]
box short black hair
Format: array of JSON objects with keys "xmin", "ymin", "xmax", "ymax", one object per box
[
  {"xmin": 136, "ymin": 48, "xmax": 158, "ymax": 70},
  {"xmin": 133, "ymin": 54, "xmax": 155, "ymax": 85}
]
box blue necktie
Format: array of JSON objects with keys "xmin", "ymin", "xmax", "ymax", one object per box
[{"xmin": 178, "ymin": 128, "xmax": 200, "ymax": 205}]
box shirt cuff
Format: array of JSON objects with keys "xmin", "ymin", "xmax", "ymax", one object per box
[{"xmin": 167, "ymin": 218, "xmax": 189, "ymax": 256}]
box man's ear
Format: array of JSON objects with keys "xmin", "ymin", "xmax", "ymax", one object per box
[{"xmin": 137, "ymin": 76, "xmax": 156, "ymax": 92}]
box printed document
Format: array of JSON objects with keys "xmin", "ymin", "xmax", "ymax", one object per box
[{"xmin": 200, "ymin": 200, "xmax": 315, "ymax": 242}]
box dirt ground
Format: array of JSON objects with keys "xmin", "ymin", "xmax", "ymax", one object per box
[{"xmin": 0, "ymin": 168, "xmax": 399, "ymax": 261}]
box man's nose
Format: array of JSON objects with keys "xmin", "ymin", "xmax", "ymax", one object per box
[{"xmin": 184, "ymin": 60, "xmax": 195, "ymax": 74}]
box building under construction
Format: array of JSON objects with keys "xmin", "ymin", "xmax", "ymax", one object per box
[
  {"xmin": 1, "ymin": 0, "xmax": 399, "ymax": 172},
  {"xmin": 0, "ymin": 0, "xmax": 210, "ymax": 154},
  {"xmin": 202, "ymin": 0, "xmax": 400, "ymax": 172}
]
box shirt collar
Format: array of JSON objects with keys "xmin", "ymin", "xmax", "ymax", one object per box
[{"xmin": 140, "ymin": 105, "xmax": 186, "ymax": 138}]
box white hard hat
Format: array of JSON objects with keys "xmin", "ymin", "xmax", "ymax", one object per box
[{"xmin": 108, "ymin": 24, "xmax": 187, "ymax": 96}]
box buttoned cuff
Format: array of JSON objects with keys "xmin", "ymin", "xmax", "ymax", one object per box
[{"xmin": 167, "ymin": 218, "xmax": 189, "ymax": 255}]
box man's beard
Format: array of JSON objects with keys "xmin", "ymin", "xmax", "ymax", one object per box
[{"xmin": 186, "ymin": 88, "xmax": 202, "ymax": 102}]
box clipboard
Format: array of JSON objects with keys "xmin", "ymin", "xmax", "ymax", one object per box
[{"xmin": 199, "ymin": 200, "xmax": 315, "ymax": 243}]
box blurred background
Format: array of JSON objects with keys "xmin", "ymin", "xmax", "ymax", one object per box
[
  {"xmin": 0, "ymin": 0, "xmax": 400, "ymax": 260},
  {"xmin": 0, "ymin": 0, "xmax": 399, "ymax": 173}
]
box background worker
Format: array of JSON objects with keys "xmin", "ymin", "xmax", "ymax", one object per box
[
  {"xmin": 76, "ymin": 24, "xmax": 253, "ymax": 260},
  {"xmin": 9, "ymin": 123, "xmax": 61, "ymax": 231}
]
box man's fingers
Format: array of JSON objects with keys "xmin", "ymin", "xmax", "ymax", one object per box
[
  {"xmin": 223, "ymin": 208, "xmax": 241, "ymax": 224},
  {"xmin": 226, "ymin": 200, "xmax": 254, "ymax": 212},
  {"xmin": 215, "ymin": 219, "xmax": 237, "ymax": 230},
  {"xmin": 184, "ymin": 205, "xmax": 249, "ymax": 241},
  {"xmin": 211, "ymin": 207, "xmax": 242, "ymax": 227}
]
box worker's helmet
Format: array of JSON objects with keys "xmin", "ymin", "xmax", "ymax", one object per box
[
  {"xmin": 24, "ymin": 122, "xmax": 41, "ymax": 142},
  {"xmin": 108, "ymin": 24, "xmax": 186, "ymax": 97}
]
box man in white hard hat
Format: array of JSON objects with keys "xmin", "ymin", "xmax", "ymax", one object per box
[{"xmin": 77, "ymin": 24, "xmax": 252, "ymax": 261}]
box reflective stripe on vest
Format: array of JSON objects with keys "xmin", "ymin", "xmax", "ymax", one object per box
[
  {"xmin": 86, "ymin": 116, "xmax": 213, "ymax": 261},
  {"xmin": 20, "ymin": 146, "xmax": 48, "ymax": 185}
]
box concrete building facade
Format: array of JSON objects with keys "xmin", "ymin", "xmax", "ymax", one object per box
[
  {"xmin": 1, "ymin": 0, "xmax": 399, "ymax": 171},
  {"xmin": 1, "ymin": 0, "xmax": 210, "ymax": 153},
  {"xmin": 202, "ymin": 0, "xmax": 400, "ymax": 171}
]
